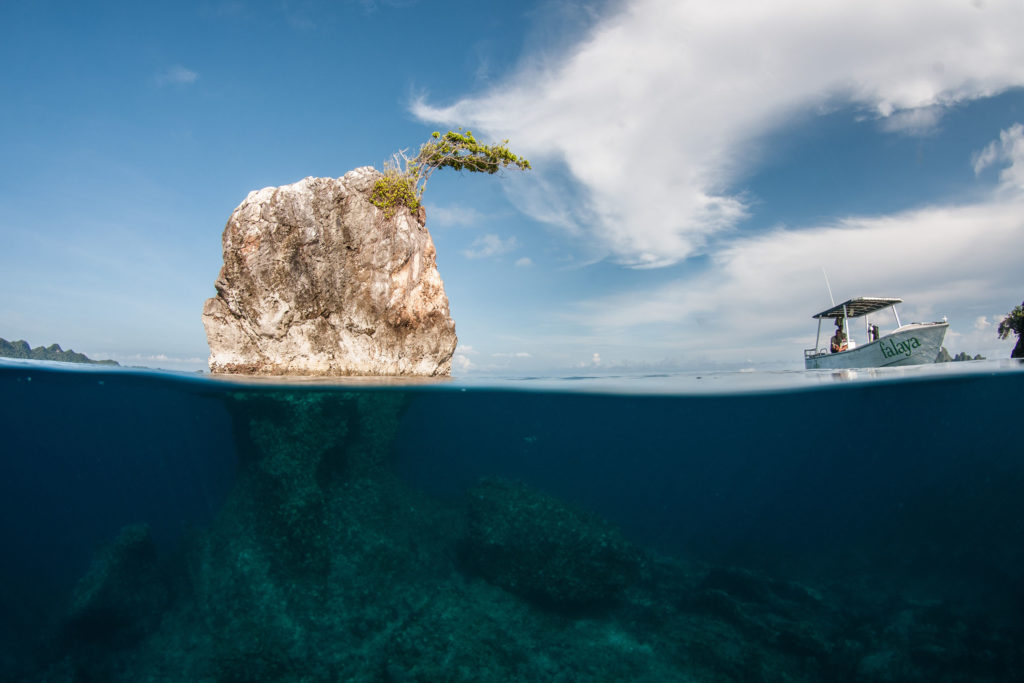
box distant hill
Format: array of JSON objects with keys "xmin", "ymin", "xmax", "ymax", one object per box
[
  {"xmin": 935, "ymin": 347, "xmax": 985, "ymax": 363},
  {"xmin": 0, "ymin": 338, "xmax": 119, "ymax": 366}
]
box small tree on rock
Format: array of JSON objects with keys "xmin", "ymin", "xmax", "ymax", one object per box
[
  {"xmin": 997, "ymin": 301, "xmax": 1024, "ymax": 358},
  {"xmin": 370, "ymin": 130, "xmax": 530, "ymax": 218}
]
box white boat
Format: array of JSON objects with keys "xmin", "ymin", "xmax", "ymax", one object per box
[{"xmin": 804, "ymin": 297, "xmax": 948, "ymax": 370}]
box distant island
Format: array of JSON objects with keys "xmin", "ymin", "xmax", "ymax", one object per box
[
  {"xmin": 935, "ymin": 347, "xmax": 985, "ymax": 363},
  {"xmin": 0, "ymin": 338, "xmax": 119, "ymax": 366}
]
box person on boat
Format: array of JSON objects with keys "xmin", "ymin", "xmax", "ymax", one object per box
[{"xmin": 831, "ymin": 319, "xmax": 848, "ymax": 353}]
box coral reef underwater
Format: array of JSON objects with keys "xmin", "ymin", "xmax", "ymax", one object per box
[{"xmin": 8, "ymin": 389, "xmax": 1024, "ymax": 682}]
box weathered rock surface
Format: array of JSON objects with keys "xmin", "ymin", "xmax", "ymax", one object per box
[{"xmin": 202, "ymin": 168, "xmax": 456, "ymax": 376}]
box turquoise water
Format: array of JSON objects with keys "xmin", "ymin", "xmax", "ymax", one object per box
[{"xmin": 2, "ymin": 359, "xmax": 1022, "ymax": 681}]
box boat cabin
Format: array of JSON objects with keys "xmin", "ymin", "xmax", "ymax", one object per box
[{"xmin": 805, "ymin": 297, "xmax": 903, "ymax": 361}]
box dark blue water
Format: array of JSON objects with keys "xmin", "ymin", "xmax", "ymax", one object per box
[{"xmin": 2, "ymin": 359, "xmax": 1022, "ymax": 681}]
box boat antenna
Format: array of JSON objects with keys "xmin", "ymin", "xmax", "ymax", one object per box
[{"xmin": 821, "ymin": 267, "xmax": 836, "ymax": 306}]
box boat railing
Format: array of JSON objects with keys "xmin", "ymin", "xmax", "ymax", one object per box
[{"xmin": 804, "ymin": 347, "xmax": 827, "ymax": 359}]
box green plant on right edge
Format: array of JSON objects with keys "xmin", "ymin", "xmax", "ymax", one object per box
[{"xmin": 997, "ymin": 301, "xmax": 1024, "ymax": 358}]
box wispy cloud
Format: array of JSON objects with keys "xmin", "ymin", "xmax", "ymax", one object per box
[
  {"xmin": 452, "ymin": 344, "xmax": 478, "ymax": 372},
  {"xmin": 973, "ymin": 123, "xmax": 1024, "ymax": 191},
  {"xmin": 878, "ymin": 106, "xmax": 944, "ymax": 137},
  {"xmin": 514, "ymin": 256, "xmax": 533, "ymax": 268},
  {"xmin": 462, "ymin": 233, "xmax": 518, "ymax": 259},
  {"xmin": 156, "ymin": 65, "xmax": 199, "ymax": 86},
  {"xmin": 414, "ymin": 0, "xmax": 1024, "ymax": 267},
  {"xmin": 453, "ymin": 352, "xmax": 475, "ymax": 372},
  {"xmin": 427, "ymin": 203, "xmax": 484, "ymax": 228}
]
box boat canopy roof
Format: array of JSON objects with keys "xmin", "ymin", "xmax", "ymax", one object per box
[{"xmin": 812, "ymin": 297, "xmax": 902, "ymax": 320}]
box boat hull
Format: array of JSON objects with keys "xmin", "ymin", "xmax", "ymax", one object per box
[{"xmin": 805, "ymin": 322, "xmax": 948, "ymax": 370}]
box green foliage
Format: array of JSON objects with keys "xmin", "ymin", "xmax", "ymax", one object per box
[
  {"xmin": 0, "ymin": 336, "xmax": 119, "ymax": 365},
  {"xmin": 369, "ymin": 171, "xmax": 419, "ymax": 219},
  {"xmin": 369, "ymin": 129, "xmax": 531, "ymax": 217},
  {"xmin": 997, "ymin": 301, "xmax": 1023, "ymax": 340},
  {"xmin": 414, "ymin": 129, "xmax": 531, "ymax": 184}
]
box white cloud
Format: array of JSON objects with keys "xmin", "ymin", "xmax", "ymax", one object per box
[
  {"xmin": 878, "ymin": 106, "xmax": 944, "ymax": 137},
  {"xmin": 973, "ymin": 123, "xmax": 1024, "ymax": 191},
  {"xmin": 462, "ymin": 233, "xmax": 518, "ymax": 259},
  {"xmin": 492, "ymin": 351, "xmax": 532, "ymax": 358},
  {"xmin": 563, "ymin": 190, "xmax": 1024, "ymax": 365},
  {"xmin": 157, "ymin": 66, "xmax": 199, "ymax": 86},
  {"xmin": 452, "ymin": 344, "xmax": 481, "ymax": 372},
  {"xmin": 973, "ymin": 142, "xmax": 1000, "ymax": 176},
  {"xmin": 414, "ymin": 0, "xmax": 1024, "ymax": 267},
  {"xmin": 514, "ymin": 256, "xmax": 533, "ymax": 267},
  {"xmin": 452, "ymin": 352, "xmax": 475, "ymax": 372}
]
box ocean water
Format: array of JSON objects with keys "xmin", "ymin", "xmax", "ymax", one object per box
[{"xmin": 2, "ymin": 358, "xmax": 1023, "ymax": 681}]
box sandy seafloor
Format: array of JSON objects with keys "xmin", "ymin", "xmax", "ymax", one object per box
[{"xmin": 1, "ymin": 358, "xmax": 1022, "ymax": 681}]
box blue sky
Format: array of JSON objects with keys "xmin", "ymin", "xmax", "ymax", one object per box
[{"xmin": 2, "ymin": 0, "xmax": 1022, "ymax": 373}]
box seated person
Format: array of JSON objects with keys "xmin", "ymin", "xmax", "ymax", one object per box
[{"xmin": 831, "ymin": 321, "xmax": 848, "ymax": 353}]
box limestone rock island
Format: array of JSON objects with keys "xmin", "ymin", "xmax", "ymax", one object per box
[{"xmin": 202, "ymin": 168, "xmax": 457, "ymax": 376}]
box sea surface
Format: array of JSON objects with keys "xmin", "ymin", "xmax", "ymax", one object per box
[{"xmin": 2, "ymin": 358, "xmax": 1022, "ymax": 681}]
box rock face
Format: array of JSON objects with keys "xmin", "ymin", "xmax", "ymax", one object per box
[
  {"xmin": 464, "ymin": 478, "xmax": 642, "ymax": 610},
  {"xmin": 63, "ymin": 524, "xmax": 169, "ymax": 649},
  {"xmin": 202, "ymin": 168, "xmax": 456, "ymax": 376}
]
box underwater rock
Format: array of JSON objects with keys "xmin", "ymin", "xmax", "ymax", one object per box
[
  {"xmin": 464, "ymin": 478, "xmax": 642, "ymax": 610},
  {"xmin": 202, "ymin": 168, "xmax": 457, "ymax": 376},
  {"xmin": 216, "ymin": 390, "xmax": 411, "ymax": 577},
  {"xmin": 63, "ymin": 524, "xmax": 169, "ymax": 648}
]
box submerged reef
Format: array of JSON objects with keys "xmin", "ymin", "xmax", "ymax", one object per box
[
  {"xmin": 465, "ymin": 477, "xmax": 641, "ymax": 610},
  {"xmin": 20, "ymin": 390, "xmax": 1024, "ymax": 682},
  {"xmin": 61, "ymin": 525, "xmax": 170, "ymax": 652}
]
